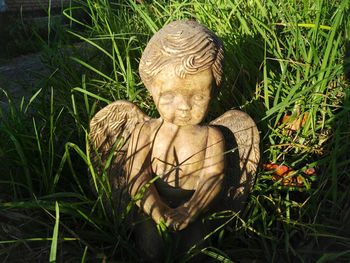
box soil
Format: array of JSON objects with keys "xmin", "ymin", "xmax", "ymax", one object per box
[
  {"xmin": 0, "ymin": 52, "xmax": 49, "ymax": 105},
  {"xmin": 0, "ymin": 52, "xmax": 55, "ymax": 262}
]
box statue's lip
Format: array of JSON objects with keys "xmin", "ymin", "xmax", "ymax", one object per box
[{"xmin": 176, "ymin": 115, "xmax": 191, "ymax": 121}]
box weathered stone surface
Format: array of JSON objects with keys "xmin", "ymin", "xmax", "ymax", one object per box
[{"xmin": 89, "ymin": 20, "xmax": 260, "ymax": 259}]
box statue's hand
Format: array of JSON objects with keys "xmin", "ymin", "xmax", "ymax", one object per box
[{"xmin": 164, "ymin": 206, "xmax": 191, "ymax": 231}]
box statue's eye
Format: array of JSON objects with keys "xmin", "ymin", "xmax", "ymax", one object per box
[{"xmin": 193, "ymin": 94, "xmax": 206, "ymax": 101}]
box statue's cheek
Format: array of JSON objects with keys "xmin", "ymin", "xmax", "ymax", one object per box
[
  {"xmin": 158, "ymin": 105, "xmax": 175, "ymax": 121},
  {"xmin": 192, "ymin": 104, "xmax": 208, "ymax": 118}
]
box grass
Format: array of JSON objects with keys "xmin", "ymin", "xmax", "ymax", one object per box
[{"xmin": 0, "ymin": 0, "xmax": 349, "ymax": 262}]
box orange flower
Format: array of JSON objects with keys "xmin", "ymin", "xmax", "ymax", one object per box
[
  {"xmin": 262, "ymin": 164, "xmax": 316, "ymax": 187},
  {"xmin": 280, "ymin": 112, "xmax": 309, "ymax": 135}
]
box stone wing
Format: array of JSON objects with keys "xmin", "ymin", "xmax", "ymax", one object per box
[
  {"xmin": 210, "ymin": 110, "xmax": 260, "ymax": 212},
  {"xmin": 89, "ymin": 100, "xmax": 150, "ymax": 207}
]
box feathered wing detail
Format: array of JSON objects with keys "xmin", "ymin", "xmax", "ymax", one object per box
[
  {"xmin": 89, "ymin": 100, "xmax": 150, "ymax": 214},
  {"xmin": 210, "ymin": 110, "xmax": 260, "ymax": 212}
]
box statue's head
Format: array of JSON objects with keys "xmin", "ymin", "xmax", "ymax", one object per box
[
  {"xmin": 139, "ymin": 20, "xmax": 225, "ymax": 93},
  {"xmin": 139, "ymin": 20, "xmax": 225, "ymax": 126}
]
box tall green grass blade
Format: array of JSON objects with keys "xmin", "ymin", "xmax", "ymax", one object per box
[
  {"xmin": 72, "ymin": 88, "xmax": 112, "ymax": 104},
  {"xmin": 127, "ymin": 0, "xmax": 158, "ymax": 33},
  {"xmin": 273, "ymin": 23, "xmax": 332, "ymax": 30},
  {"xmin": 0, "ymin": 237, "xmax": 77, "ymax": 244},
  {"xmin": 70, "ymin": 57, "xmax": 115, "ymax": 82},
  {"xmin": 63, "ymin": 7, "xmax": 93, "ymax": 30},
  {"xmin": 200, "ymin": 247, "xmax": 233, "ymax": 262},
  {"xmin": 67, "ymin": 30, "xmax": 114, "ymax": 61},
  {"xmin": 316, "ymin": 4, "xmax": 344, "ymax": 93},
  {"xmin": 47, "ymin": 0, "xmax": 51, "ymax": 45},
  {"xmin": 63, "ymin": 142, "xmax": 87, "ymax": 195},
  {"xmin": 81, "ymin": 246, "xmax": 88, "ymax": 263},
  {"xmin": 317, "ymin": 250, "xmax": 350, "ymax": 263},
  {"xmin": 122, "ymin": 174, "xmax": 160, "ymax": 221},
  {"xmin": 49, "ymin": 201, "xmax": 59, "ymax": 263},
  {"xmin": 5, "ymin": 131, "xmax": 33, "ymax": 194},
  {"xmin": 24, "ymin": 88, "xmax": 42, "ymax": 114},
  {"xmin": 263, "ymin": 41, "xmax": 269, "ymax": 110},
  {"xmin": 186, "ymin": 211, "xmax": 238, "ymax": 257},
  {"xmin": 33, "ymin": 117, "xmax": 47, "ymax": 188}
]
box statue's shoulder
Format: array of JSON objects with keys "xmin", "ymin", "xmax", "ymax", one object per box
[
  {"xmin": 207, "ymin": 125, "xmax": 224, "ymax": 138},
  {"xmin": 131, "ymin": 118, "xmax": 161, "ymax": 142},
  {"xmin": 206, "ymin": 125, "xmax": 225, "ymax": 147}
]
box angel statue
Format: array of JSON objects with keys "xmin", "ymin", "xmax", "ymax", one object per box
[{"xmin": 89, "ymin": 20, "xmax": 259, "ymax": 259}]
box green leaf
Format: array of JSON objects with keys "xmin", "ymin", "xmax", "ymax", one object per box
[{"xmin": 49, "ymin": 202, "xmax": 60, "ymax": 263}]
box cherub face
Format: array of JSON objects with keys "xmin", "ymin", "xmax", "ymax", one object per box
[{"xmin": 150, "ymin": 65, "xmax": 213, "ymax": 126}]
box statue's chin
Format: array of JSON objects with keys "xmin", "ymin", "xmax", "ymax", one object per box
[{"xmin": 162, "ymin": 118, "xmax": 203, "ymax": 126}]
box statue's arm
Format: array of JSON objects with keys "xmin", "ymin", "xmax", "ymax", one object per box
[
  {"xmin": 125, "ymin": 123, "xmax": 169, "ymax": 225},
  {"xmin": 172, "ymin": 127, "xmax": 225, "ymax": 230}
]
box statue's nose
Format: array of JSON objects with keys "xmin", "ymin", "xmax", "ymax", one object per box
[{"xmin": 177, "ymin": 96, "xmax": 191, "ymax": 111}]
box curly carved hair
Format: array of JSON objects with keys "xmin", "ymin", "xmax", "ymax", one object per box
[{"xmin": 139, "ymin": 20, "xmax": 225, "ymax": 93}]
